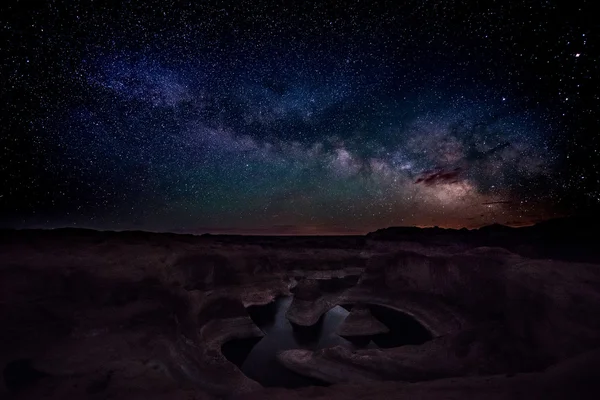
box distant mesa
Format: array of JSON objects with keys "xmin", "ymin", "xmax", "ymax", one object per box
[{"xmin": 366, "ymin": 215, "xmax": 600, "ymax": 263}]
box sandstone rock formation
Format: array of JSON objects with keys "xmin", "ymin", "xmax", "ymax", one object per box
[
  {"xmin": 278, "ymin": 322, "xmax": 536, "ymax": 384},
  {"xmin": 238, "ymin": 347, "xmax": 600, "ymax": 400},
  {"xmin": 336, "ymin": 305, "xmax": 389, "ymax": 337},
  {"xmin": 1, "ymin": 218, "xmax": 599, "ymax": 399}
]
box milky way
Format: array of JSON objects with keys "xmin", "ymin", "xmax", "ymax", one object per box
[{"xmin": 1, "ymin": 1, "xmax": 598, "ymax": 233}]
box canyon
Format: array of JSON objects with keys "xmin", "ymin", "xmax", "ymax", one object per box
[{"xmin": 1, "ymin": 217, "xmax": 600, "ymax": 399}]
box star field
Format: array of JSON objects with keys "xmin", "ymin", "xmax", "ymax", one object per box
[{"xmin": 1, "ymin": 0, "xmax": 598, "ymax": 233}]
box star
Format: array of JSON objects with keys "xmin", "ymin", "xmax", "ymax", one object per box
[{"xmin": 0, "ymin": 0, "xmax": 596, "ymax": 232}]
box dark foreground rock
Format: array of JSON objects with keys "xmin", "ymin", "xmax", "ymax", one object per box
[
  {"xmin": 1, "ymin": 218, "xmax": 599, "ymax": 399},
  {"xmin": 278, "ymin": 323, "xmax": 537, "ymax": 384},
  {"xmin": 240, "ymin": 347, "xmax": 600, "ymax": 400},
  {"xmin": 336, "ymin": 305, "xmax": 389, "ymax": 337}
]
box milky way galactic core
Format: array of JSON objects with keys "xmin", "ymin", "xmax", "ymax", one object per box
[{"xmin": 1, "ymin": 1, "xmax": 598, "ymax": 233}]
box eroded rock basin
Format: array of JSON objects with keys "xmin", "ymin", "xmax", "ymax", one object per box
[
  {"xmin": 222, "ymin": 296, "xmax": 431, "ymax": 387},
  {"xmin": 3, "ymin": 223, "xmax": 600, "ymax": 399}
]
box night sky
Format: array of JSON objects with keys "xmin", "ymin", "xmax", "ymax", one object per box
[{"xmin": 1, "ymin": 1, "xmax": 598, "ymax": 234}]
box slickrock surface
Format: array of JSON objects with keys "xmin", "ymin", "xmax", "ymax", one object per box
[
  {"xmin": 238, "ymin": 347, "xmax": 600, "ymax": 400},
  {"xmin": 336, "ymin": 305, "xmax": 389, "ymax": 337},
  {"xmin": 278, "ymin": 323, "xmax": 536, "ymax": 384},
  {"xmin": 1, "ymin": 218, "xmax": 600, "ymax": 399}
]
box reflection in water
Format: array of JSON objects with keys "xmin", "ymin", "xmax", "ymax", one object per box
[
  {"xmin": 222, "ymin": 297, "xmax": 432, "ymax": 388},
  {"xmin": 222, "ymin": 297, "xmax": 375, "ymax": 388}
]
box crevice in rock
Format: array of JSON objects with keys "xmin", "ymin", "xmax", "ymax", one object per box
[{"xmin": 3, "ymin": 359, "xmax": 48, "ymax": 392}]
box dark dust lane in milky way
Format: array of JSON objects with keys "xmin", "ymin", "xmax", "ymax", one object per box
[{"xmin": 1, "ymin": 1, "xmax": 598, "ymax": 233}]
